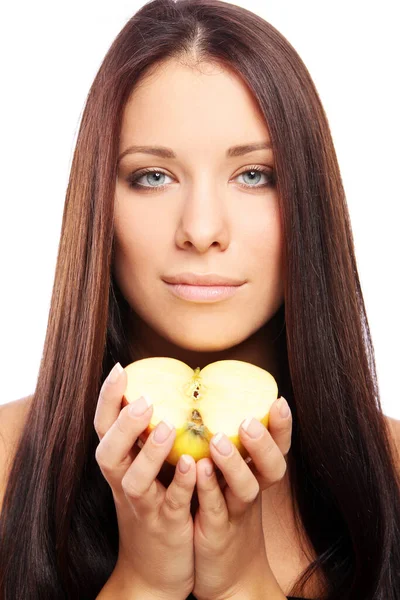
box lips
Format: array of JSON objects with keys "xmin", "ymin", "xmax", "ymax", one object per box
[{"xmin": 162, "ymin": 272, "xmax": 245, "ymax": 286}]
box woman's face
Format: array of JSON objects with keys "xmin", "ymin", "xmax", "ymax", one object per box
[{"xmin": 114, "ymin": 59, "xmax": 284, "ymax": 356}]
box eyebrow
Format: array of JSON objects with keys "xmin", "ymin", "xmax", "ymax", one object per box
[{"xmin": 117, "ymin": 141, "xmax": 273, "ymax": 164}]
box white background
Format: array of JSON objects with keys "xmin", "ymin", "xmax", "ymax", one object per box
[{"xmin": 0, "ymin": 1, "xmax": 398, "ymax": 416}]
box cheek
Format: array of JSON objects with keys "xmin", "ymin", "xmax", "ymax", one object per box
[
  {"xmin": 244, "ymin": 208, "xmax": 284, "ymax": 303},
  {"xmin": 245, "ymin": 209, "xmax": 283, "ymax": 267},
  {"xmin": 114, "ymin": 212, "xmax": 164, "ymax": 272}
]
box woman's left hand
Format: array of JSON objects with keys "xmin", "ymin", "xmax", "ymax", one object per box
[{"xmin": 192, "ymin": 396, "xmax": 292, "ymax": 600}]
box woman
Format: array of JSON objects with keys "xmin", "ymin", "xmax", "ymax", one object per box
[{"xmin": 1, "ymin": 0, "xmax": 399, "ymax": 598}]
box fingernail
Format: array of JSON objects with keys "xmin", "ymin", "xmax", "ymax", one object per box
[
  {"xmin": 179, "ymin": 455, "xmax": 192, "ymax": 474},
  {"xmin": 205, "ymin": 462, "xmax": 213, "ymax": 476},
  {"xmin": 211, "ymin": 432, "xmax": 233, "ymax": 456},
  {"xmin": 153, "ymin": 419, "xmax": 174, "ymax": 443},
  {"xmin": 129, "ymin": 395, "xmax": 152, "ymax": 416},
  {"xmin": 107, "ymin": 362, "xmax": 123, "ymax": 384},
  {"xmin": 241, "ymin": 417, "xmax": 264, "ymax": 439},
  {"xmin": 278, "ymin": 397, "xmax": 291, "ymax": 419}
]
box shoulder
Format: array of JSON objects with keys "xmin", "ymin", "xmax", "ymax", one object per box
[
  {"xmin": 386, "ymin": 414, "xmax": 400, "ymax": 434},
  {"xmin": 383, "ymin": 414, "xmax": 400, "ymax": 479},
  {"xmin": 0, "ymin": 395, "xmax": 33, "ymax": 513},
  {"xmin": 0, "ymin": 395, "xmax": 32, "ymax": 450},
  {"xmin": 385, "ymin": 414, "xmax": 400, "ymax": 463}
]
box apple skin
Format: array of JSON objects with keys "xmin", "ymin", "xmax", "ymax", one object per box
[
  {"xmin": 121, "ymin": 358, "xmax": 278, "ymax": 466},
  {"xmin": 122, "ymin": 393, "xmax": 232, "ymax": 465},
  {"xmin": 138, "ymin": 414, "xmax": 269, "ymax": 466}
]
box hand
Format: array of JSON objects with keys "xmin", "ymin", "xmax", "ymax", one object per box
[
  {"xmin": 192, "ymin": 396, "xmax": 292, "ymax": 600},
  {"xmin": 94, "ymin": 363, "xmax": 197, "ymax": 600}
]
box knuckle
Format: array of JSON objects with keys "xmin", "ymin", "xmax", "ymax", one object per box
[
  {"xmin": 93, "ymin": 419, "xmax": 104, "ymax": 440},
  {"xmin": 95, "ymin": 444, "xmax": 113, "ymax": 473},
  {"xmin": 163, "ymin": 490, "xmax": 185, "ymax": 514},
  {"xmin": 207, "ymin": 500, "xmax": 225, "ymax": 516},
  {"xmin": 242, "ymin": 485, "xmax": 260, "ymax": 504},
  {"xmin": 239, "ymin": 475, "xmax": 260, "ymax": 503},
  {"xmin": 121, "ymin": 476, "xmax": 143, "ymax": 500},
  {"xmin": 277, "ymin": 462, "xmax": 287, "ymax": 481},
  {"xmin": 95, "ymin": 443, "xmax": 106, "ymax": 466}
]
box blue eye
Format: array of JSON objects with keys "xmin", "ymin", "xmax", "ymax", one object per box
[{"xmin": 126, "ymin": 166, "xmax": 276, "ymax": 192}]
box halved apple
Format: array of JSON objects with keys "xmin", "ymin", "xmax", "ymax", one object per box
[{"xmin": 121, "ymin": 357, "xmax": 278, "ymax": 466}]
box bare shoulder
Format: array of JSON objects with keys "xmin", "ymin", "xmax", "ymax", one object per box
[
  {"xmin": 384, "ymin": 414, "xmax": 400, "ymax": 466},
  {"xmin": 0, "ymin": 395, "xmax": 33, "ymax": 449},
  {"xmin": 385, "ymin": 414, "xmax": 400, "ymax": 439},
  {"xmin": 0, "ymin": 395, "xmax": 33, "ymax": 512}
]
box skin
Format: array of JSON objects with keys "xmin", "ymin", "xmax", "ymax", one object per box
[
  {"xmin": 114, "ymin": 59, "xmax": 284, "ymax": 373},
  {"xmin": 113, "ymin": 57, "xmax": 290, "ymax": 512},
  {"xmin": 109, "ymin": 59, "xmax": 308, "ymax": 597}
]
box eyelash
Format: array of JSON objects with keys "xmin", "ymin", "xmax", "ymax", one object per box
[{"xmin": 126, "ymin": 165, "xmax": 276, "ymax": 193}]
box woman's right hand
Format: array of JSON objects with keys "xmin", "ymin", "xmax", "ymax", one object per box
[{"xmin": 94, "ymin": 362, "xmax": 197, "ymax": 600}]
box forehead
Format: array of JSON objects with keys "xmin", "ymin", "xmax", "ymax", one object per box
[{"xmin": 119, "ymin": 60, "xmax": 271, "ymax": 154}]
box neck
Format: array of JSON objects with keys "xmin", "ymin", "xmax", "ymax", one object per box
[{"xmin": 127, "ymin": 302, "xmax": 285, "ymax": 380}]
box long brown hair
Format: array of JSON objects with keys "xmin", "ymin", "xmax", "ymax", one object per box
[{"xmin": 1, "ymin": 1, "xmax": 399, "ymax": 598}]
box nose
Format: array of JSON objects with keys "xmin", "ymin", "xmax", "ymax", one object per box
[{"xmin": 175, "ymin": 184, "xmax": 230, "ymax": 252}]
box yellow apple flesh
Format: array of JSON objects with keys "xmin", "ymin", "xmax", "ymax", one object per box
[{"xmin": 121, "ymin": 357, "xmax": 278, "ymax": 466}]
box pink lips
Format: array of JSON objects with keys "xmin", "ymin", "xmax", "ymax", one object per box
[
  {"xmin": 162, "ymin": 272, "xmax": 246, "ymax": 303},
  {"xmin": 164, "ymin": 282, "xmax": 244, "ymax": 302},
  {"xmin": 162, "ymin": 272, "xmax": 245, "ymax": 286}
]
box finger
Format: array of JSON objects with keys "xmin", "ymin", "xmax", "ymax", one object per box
[
  {"xmin": 95, "ymin": 396, "xmax": 154, "ymax": 492},
  {"xmin": 161, "ymin": 454, "xmax": 197, "ymax": 521},
  {"xmin": 237, "ymin": 400, "xmax": 291, "ymax": 488},
  {"xmin": 121, "ymin": 418, "xmax": 177, "ymax": 514},
  {"xmin": 264, "ymin": 397, "xmax": 293, "ymax": 458},
  {"xmin": 208, "ymin": 435, "xmax": 260, "ymax": 519},
  {"xmin": 195, "ymin": 458, "xmax": 229, "ymax": 532},
  {"xmin": 94, "ymin": 362, "xmax": 128, "ymax": 441}
]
